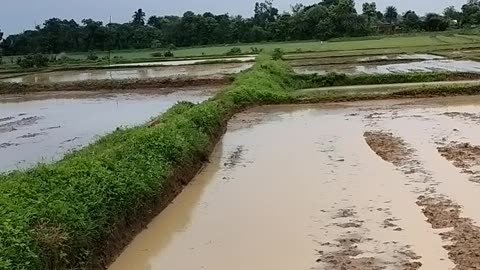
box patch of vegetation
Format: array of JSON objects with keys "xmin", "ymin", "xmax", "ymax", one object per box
[
  {"xmin": 164, "ymin": 50, "xmax": 174, "ymax": 58},
  {"xmin": 295, "ymin": 72, "xmax": 480, "ymax": 89},
  {"xmin": 226, "ymin": 47, "xmax": 242, "ymax": 55},
  {"xmin": 16, "ymin": 54, "xmax": 49, "ymax": 69},
  {"xmin": 272, "ymin": 48, "xmax": 284, "ymax": 60},
  {"xmin": 86, "ymin": 51, "xmax": 99, "ymax": 61},
  {"xmin": 0, "ymin": 55, "xmax": 295, "ymax": 269}
]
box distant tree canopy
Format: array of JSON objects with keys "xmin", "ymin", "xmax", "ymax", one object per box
[{"xmin": 0, "ymin": 0, "xmax": 476, "ymax": 55}]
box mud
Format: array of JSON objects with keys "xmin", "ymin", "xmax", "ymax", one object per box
[
  {"xmin": 0, "ymin": 87, "xmax": 219, "ymax": 172},
  {"xmin": 438, "ymin": 142, "xmax": 480, "ymax": 183},
  {"xmin": 362, "ymin": 100, "xmax": 480, "ymax": 270},
  {"xmin": 0, "ymin": 116, "xmax": 42, "ymax": 134},
  {"xmin": 108, "ymin": 98, "xmax": 480, "ymax": 270}
]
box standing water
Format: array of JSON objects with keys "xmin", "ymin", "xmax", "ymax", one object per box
[
  {"xmin": 109, "ymin": 97, "xmax": 480, "ymax": 270},
  {"xmin": 0, "ymin": 88, "xmax": 218, "ymax": 172}
]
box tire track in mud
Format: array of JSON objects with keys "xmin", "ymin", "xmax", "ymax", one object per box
[{"xmin": 364, "ymin": 131, "xmax": 480, "ymax": 269}]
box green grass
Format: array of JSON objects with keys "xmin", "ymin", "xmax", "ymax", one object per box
[
  {"xmin": 294, "ymin": 72, "xmax": 480, "ymax": 89},
  {"xmin": 46, "ymin": 33, "xmax": 480, "ymax": 61}
]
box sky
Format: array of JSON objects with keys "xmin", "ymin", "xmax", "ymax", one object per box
[{"xmin": 0, "ymin": 0, "xmax": 467, "ymax": 36}]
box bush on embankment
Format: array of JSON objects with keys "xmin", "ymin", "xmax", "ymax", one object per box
[
  {"xmin": 295, "ymin": 72, "xmax": 480, "ymax": 89},
  {"xmin": 0, "ymin": 56, "xmax": 295, "ymax": 269}
]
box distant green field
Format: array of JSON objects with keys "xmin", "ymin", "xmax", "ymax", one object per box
[
  {"xmin": 62, "ymin": 34, "xmax": 480, "ymax": 61},
  {"xmin": 1, "ymin": 33, "xmax": 480, "ymax": 74}
]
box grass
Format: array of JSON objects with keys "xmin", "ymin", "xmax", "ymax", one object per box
[{"xmin": 294, "ymin": 72, "xmax": 480, "ymax": 89}]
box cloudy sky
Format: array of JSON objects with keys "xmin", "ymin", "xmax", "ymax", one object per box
[{"xmin": 0, "ymin": 0, "xmax": 467, "ymax": 36}]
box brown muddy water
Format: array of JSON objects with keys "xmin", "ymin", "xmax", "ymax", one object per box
[
  {"xmin": 2, "ymin": 62, "xmax": 253, "ymax": 84},
  {"xmin": 0, "ymin": 88, "xmax": 218, "ymax": 172},
  {"xmin": 109, "ymin": 96, "xmax": 480, "ymax": 270},
  {"xmin": 296, "ymin": 59, "xmax": 480, "ymax": 75}
]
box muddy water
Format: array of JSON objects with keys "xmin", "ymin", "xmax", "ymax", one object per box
[
  {"xmin": 295, "ymin": 59, "xmax": 480, "ymax": 75},
  {"xmin": 109, "ymin": 56, "xmax": 256, "ymax": 67},
  {"xmin": 110, "ymin": 97, "xmax": 480, "ymax": 270},
  {"xmin": 0, "ymin": 88, "xmax": 217, "ymax": 172},
  {"xmin": 3, "ymin": 62, "xmax": 253, "ymax": 84}
]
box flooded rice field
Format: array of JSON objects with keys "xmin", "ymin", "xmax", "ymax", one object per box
[
  {"xmin": 110, "ymin": 96, "xmax": 480, "ymax": 270},
  {"xmin": 109, "ymin": 56, "xmax": 256, "ymax": 67},
  {"xmin": 2, "ymin": 62, "xmax": 252, "ymax": 84},
  {"xmin": 0, "ymin": 87, "xmax": 218, "ymax": 172},
  {"xmin": 295, "ymin": 59, "xmax": 480, "ymax": 75}
]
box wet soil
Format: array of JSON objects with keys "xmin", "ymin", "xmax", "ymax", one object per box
[
  {"xmin": 362, "ymin": 101, "xmax": 480, "ymax": 270},
  {"xmin": 110, "ymin": 96, "xmax": 480, "ymax": 270},
  {"xmin": 438, "ymin": 142, "xmax": 480, "ymax": 183}
]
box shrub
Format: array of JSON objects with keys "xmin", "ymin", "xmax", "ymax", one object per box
[
  {"xmin": 86, "ymin": 51, "xmax": 99, "ymax": 61},
  {"xmin": 272, "ymin": 48, "xmax": 284, "ymax": 60},
  {"xmin": 164, "ymin": 50, "xmax": 174, "ymax": 57},
  {"xmin": 151, "ymin": 52, "xmax": 164, "ymax": 58},
  {"xmin": 226, "ymin": 47, "xmax": 242, "ymax": 55},
  {"xmin": 17, "ymin": 54, "xmax": 49, "ymax": 69}
]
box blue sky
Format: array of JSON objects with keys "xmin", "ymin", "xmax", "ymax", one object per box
[{"xmin": 0, "ymin": 0, "xmax": 467, "ymax": 36}]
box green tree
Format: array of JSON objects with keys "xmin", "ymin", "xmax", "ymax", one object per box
[
  {"xmin": 132, "ymin": 9, "xmax": 146, "ymax": 26},
  {"xmin": 254, "ymin": 1, "xmax": 279, "ymax": 27},
  {"xmin": 362, "ymin": 2, "xmax": 377, "ymax": 18},
  {"xmin": 424, "ymin": 13, "xmax": 449, "ymax": 31},
  {"xmin": 461, "ymin": 0, "xmax": 480, "ymax": 25},
  {"xmin": 385, "ymin": 6, "xmax": 398, "ymax": 24},
  {"xmin": 402, "ymin": 10, "xmax": 422, "ymax": 30}
]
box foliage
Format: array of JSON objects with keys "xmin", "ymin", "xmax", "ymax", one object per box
[
  {"xmin": 16, "ymin": 54, "xmax": 49, "ymax": 68},
  {"xmin": 424, "ymin": 13, "xmax": 450, "ymax": 31},
  {"xmin": 295, "ymin": 71, "xmax": 480, "ymax": 89},
  {"xmin": 164, "ymin": 50, "xmax": 174, "ymax": 57},
  {"xmin": 86, "ymin": 51, "xmax": 99, "ymax": 61},
  {"xmin": 226, "ymin": 47, "xmax": 242, "ymax": 55},
  {"xmin": 151, "ymin": 52, "xmax": 164, "ymax": 57},
  {"xmin": 0, "ymin": 56, "xmax": 297, "ymax": 269},
  {"xmin": 271, "ymin": 48, "xmax": 284, "ymax": 60}
]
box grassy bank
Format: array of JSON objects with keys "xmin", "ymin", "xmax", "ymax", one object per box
[
  {"xmin": 295, "ymin": 72, "xmax": 480, "ymax": 89},
  {"xmin": 0, "ymin": 56, "xmax": 295, "ymax": 270},
  {"xmin": 2, "ymin": 56, "xmax": 480, "ymax": 270}
]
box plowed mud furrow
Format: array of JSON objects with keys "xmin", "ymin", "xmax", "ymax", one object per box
[{"xmin": 365, "ymin": 131, "xmax": 480, "ymax": 270}]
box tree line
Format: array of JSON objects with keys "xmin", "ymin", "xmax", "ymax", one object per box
[{"xmin": 0, "ymin": 0, "xmax": 479, "ymax": 56}]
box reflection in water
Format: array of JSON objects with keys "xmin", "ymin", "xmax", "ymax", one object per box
[
  {"xmin": 0, "ymin": 89, "xmax": 216, "ymax": 172},
  {"xmin": 3, "ymin": 62, "xmax": 253, "ymax": 84},
  {"xmin": 110, "ymin": 97, "xmax": 480, "ymax": 270},
  {"xmin": 295, "ymin": 59, "xmax": 480, "ymax": 75}
]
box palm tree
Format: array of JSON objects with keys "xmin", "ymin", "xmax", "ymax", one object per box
[
  {"xmin": 385, "ymin": 6, "xmax": 398, "ymax": 24},
  {"xmin": 132, "ymin": 9, "xmax": 146, "ymax": 26}
]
